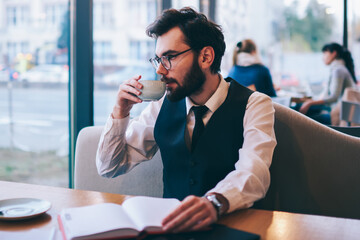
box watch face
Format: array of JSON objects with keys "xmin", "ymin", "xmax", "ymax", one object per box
[{"xmin": 207, "ymin": 195, "xmax": 222, "ymax": 211}]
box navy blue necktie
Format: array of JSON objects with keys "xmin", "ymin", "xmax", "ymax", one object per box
[{"xmin": 191, "ymin": 105, "xmax": 208, "ymax": 152}]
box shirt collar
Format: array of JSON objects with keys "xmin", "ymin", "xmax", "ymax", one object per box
[{"xmin": 185, "ymin": 74, "xmax": 229, "ymax": 115}]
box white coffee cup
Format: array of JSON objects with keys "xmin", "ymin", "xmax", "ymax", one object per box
[{"xmin": 138, "ymin": 80, "xmax": 166, "ymax": 101}]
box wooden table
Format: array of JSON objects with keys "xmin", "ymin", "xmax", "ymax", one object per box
[{"xmin": 1, "ymin": 181, "xmax": 360, "ymax": 239}]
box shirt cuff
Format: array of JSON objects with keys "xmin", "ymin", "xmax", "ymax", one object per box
[
  {"xmin": 207, "ymin": 186, "xmax": 256, "ymax": 213},
  {"xmin": 106, "ymin": 114, "xmax": 130, "ymax": 136}
]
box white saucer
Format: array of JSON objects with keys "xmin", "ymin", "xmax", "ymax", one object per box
[{"xmin": 0, "ymin": 198, "xmax": 51, "ymax": 221}]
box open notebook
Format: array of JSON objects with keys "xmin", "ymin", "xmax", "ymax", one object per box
[{"xmin": 58, "ymin": 196, "xmax": 180, "ymax": 240}]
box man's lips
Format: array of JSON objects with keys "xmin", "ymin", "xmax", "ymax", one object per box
[{"xmin": 161, "ymin": 78, "xmax": 177, "ymax": 88}]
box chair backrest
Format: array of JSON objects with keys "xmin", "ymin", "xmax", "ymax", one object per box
[
  {"xmin": 74, "ymin": 126, "xmax": 163, "ymax": 197},
  {"xmin": 341, "ymin": 101, "xmax": 360, "ymax": 125},
  {"xmin": 329, "ymin": 126, "xmax": 360, "ymax": 138},
  {"xmin": 256, "ymin": 103, "xmax": 360, "ymax": 219}
]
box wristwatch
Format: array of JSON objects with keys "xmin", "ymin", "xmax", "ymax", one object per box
[{"xmin": 205, "ymin": 194, "xmax": 223, "ymax": 217}]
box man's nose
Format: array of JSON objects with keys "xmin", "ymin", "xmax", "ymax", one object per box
[{"xmin": 156, "ymin": 63, "xmax": 168, "ymax": 76}]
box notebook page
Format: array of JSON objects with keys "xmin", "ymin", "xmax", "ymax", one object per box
[
  {"xmin": 61, "ymin": 203, "xmax": 139, "ymax": 238},
  {"xmin": 122, "ymin": 196, "xmax": 180, "ymax": 232}
]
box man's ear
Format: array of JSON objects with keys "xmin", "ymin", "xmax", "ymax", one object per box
[{"xmin": 198, "ymin": 46, "xmax": 215, "ymax": 70}]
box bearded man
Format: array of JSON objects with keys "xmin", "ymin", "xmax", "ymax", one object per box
[{"xmin": 96, "ymin": 7, "xmax": 276, "ymax": 233}]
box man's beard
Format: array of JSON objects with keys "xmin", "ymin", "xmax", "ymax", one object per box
[{"xmin": 162, "ymin": 56, "xmax": 206, "ymax": 102}]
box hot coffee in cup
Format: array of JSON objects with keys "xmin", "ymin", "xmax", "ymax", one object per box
[{"xmin": 138, "ymin": 80, "xmax": 166, "ymax": 101}]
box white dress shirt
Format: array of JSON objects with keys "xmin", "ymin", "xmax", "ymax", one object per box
[{"xmin": 96, "ymin": 75, "xmax": 277, "ymax": 213}]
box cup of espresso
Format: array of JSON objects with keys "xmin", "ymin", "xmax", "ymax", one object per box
[{"xmin": 138, "ymin": 80, "xmax": 166, "ymax": 101}]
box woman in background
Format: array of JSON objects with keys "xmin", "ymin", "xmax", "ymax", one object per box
[
  {"xmin": 228, "ymin": 39, "xmax": 277, "ymax": 97},
  {"xmin": 298, "ymin": 42, "xmax": 357, "ymax": 124}
]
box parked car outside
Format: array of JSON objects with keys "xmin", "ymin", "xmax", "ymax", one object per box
[{"xmin": 18, "ymin": 64, "xmax": 68, "ymax": 84}]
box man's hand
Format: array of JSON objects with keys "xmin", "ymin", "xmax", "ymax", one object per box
[
  {"xmin": 162, "ymin": 195, "xmax": 217, "ymax": 233},
  {"xmin": 112, "ymin": 75, "xmax": 143, "ymax": 119}
]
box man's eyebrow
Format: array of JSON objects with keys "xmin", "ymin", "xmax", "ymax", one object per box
[{"xmin": 156, "ymin": 50, "xmax": 179, "ymax": 58}]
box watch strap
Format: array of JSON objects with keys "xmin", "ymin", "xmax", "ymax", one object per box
[{"xmin": 205, "ymin": 194, "xmax": 223, "ymax": 217}]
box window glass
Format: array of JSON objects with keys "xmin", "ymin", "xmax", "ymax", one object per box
[
  {"xmin": 349, "ymin": 0, "xmax": 360, "ymax": 83},
  {"xmin": 44, "ymin": 4, "xmax": 67, "ymax": 28},
  {"xmin": 94, "ymin": 1, "xmax": 113, "ymax": 28},
  {"xmin": 6, "ymin": 5, "xmax": 30, "ymax": 28},
  {"xmin": 217, "ymin": 0, "xmax": 343, "ymax": 97},
  {"xmin": 0, "ymin": 0, "xmax": 69, "ymax": 187},
  {"xmin": 93, "ymin": 0, "xmax": 158, "ymax": 125},
  {"xmin": 172, "ymin": 0, "xmax": 199, "ymax": 11}
]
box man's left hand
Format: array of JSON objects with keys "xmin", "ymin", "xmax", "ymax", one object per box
[{"xmin": 162, "ymin": 195, "xmax": 217, "ymax": 233}]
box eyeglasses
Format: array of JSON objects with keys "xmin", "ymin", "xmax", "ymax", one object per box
[{"xmin": 149, "ymin": 48, "xmax": 192, "ymax": 71}]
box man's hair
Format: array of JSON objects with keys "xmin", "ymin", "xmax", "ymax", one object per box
[{"xmin": 146, "ymin": 7, "xmax": 225, "ymax": 74}]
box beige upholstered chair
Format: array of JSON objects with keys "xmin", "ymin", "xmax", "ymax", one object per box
[
  {"xmin": 257, "ymin": 103, "xmax": 360, "ymax": 219},
  {"xmin": 74, "ymin": 126, "xmax": 163, "ymax": 197},
  {"xmin": 74, "ymin": 103, "xmax": 360, "ymax": 219}
]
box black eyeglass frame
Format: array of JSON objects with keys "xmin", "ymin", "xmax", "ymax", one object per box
[{"xmin": 149, "ymin": 48, "xmax": 192, "ymax": 71}]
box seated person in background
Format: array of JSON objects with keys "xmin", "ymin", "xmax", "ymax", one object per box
[
  {"xmin": 227, "ymin": 39, "xmax": 277, "ymax": 97},
  {"xmin": 96, "ymin": 7, "xmax": 276, "ymax": 233},
  {"xmin": 298, "ymin": 42, "xmax": 357, "ymax": 125}
]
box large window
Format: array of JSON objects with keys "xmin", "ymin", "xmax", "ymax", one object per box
[
  {"xmin": 1, "ymin": 0, "xmax": 355, "ymax": 188},
  {"xmin": 217, "ymin": 0, "xmax": 343, "ymax": 96},
  {"xmin": 0, "ymin": 0, "xmax": 69, "ymax": 187},
  {"xmin": 93, "ymin": 0, "xmax": 158, "ymax": 125}
]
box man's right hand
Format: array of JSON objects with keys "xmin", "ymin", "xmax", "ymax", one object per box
[{"xmin": 112, "ymin": 75, "xmax": 143, "ymax": 119}]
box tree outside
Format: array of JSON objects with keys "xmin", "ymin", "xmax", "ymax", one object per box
[{"xmin": 280, "ymin": 0, "xmax": 335, "ymax": 52}]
